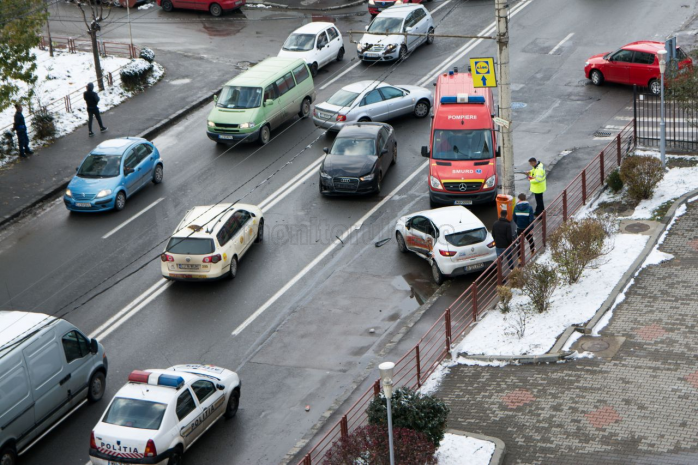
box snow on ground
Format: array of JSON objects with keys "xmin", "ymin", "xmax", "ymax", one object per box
[
  {"xmin": 435, "ymin": 433, "xmax": 495, "ymax": 465},
  {"xmin": 138, "ymin": 1, "xmax": 156, "ymax": 9}
]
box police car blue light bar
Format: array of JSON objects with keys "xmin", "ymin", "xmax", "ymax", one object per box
[
  {"xmin": 127, "ymin": 370, "xmax": 184, "ymax": 389},
  {"xmin": 157, "ymin": 374, "xmax": 185, "ymax": 388},
  {"xmin": 441, "ymin": 94, "xmax": 485, "ymax": 104}
]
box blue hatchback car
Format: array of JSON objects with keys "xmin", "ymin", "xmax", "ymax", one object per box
[{"xmin": 64, "ymin": 138, "xmax": 164, "ymax": 213}]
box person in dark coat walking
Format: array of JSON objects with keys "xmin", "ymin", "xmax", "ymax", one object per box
[
  {"xmin": 513, "ymin": 192, "xmax": 535, "ymax": 254},
  {"xmin": 83, "ymin": 82, "xmax": 108, "ymax": 137},
  {"xmin": 492, "ymin": 210, "xmax": 514, "ymax": 269},
  {"xmin": 13, "ymin": 103, "xmax": 33, "ymax": 158}
]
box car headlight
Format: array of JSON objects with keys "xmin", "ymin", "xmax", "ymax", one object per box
[
  {"xmin": 320, "ymin": 171, "xmax": 332, "ymax": 180},
  {"xmin": 240, "ymin": 122, "xmax": 256, "ymax": 129},
  {"xmin": 96, "ymin": 189, "xmax": 112, "ymax": 199},
  {"xmin": 585, "ymin": 61, "xmax": 590, "ymax": 66},
  {"xmin": 360, "ymin": 173, "xmax": 375, "ymax": 182},
  {"xmin": 65, "ymin": 188, "xmax": 72, "ymax": 197},
  {"xmin": 484, "ymin": 175, "xmax": 496, "ymax": 188},
  {"xmin": 430, "ymin": 175, "xmax": 442, "ymax": 190},
  {"xmin": 207, "ymin": 121, "xmax": 215, "ymax": 128},
  {"xmin": 385, "ymin": 44, "xmax": 397, "ymax": 53}
]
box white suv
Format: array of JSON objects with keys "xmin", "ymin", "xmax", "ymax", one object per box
[
  {"xmin": 358, "ymin": 4, "xmax": 434, "ymax": 62},
  {"xmin": 278, "ymin": 22, "xmax": 345, "ymax": 77}
]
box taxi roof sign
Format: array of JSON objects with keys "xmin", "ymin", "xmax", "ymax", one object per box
[{"xmin": 469, "ymin": 57, "xmax": 497, "ymax": 88}]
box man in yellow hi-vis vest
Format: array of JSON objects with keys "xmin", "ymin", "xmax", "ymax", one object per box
[{"xmin": 528, "ymin": 157, "xmax": 546, "ymax": 216}]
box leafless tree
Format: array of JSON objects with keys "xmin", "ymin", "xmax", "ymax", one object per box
[{"xmin": 75, "ymin": 1, "xmax": 112, "ymax": 91}]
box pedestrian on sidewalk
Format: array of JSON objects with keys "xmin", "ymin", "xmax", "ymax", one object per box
[
  {"xmin": 13, "ymin": 103, "xmax": 33, "ymax": 158},
  {"xmin": 84, "ymin": 83, "xmax": 108, "ymax": 137},
  {"xmin": 528, "ymin": 157, "xmax": 546, "ymax": 216},
  {"xmin": 514, "ymin": 192, "xmax": 535, "ymax": 255},
  {"xmin": 492, "ymin": 210, "xmax": 514, "ymax": 269}
]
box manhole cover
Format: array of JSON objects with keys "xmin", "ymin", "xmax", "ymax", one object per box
[
  {"xmin": 511, "ymin": 102, "xmax": 527, "ymax": 110},
  {"xmin": 594, "ymin": 130, "xmax": 613, "ymax": 137},
  {"xmin": 625, "ymin": 222, "xmax": 651, "ymax": 234},
  {"xmin": 580, "ymin": 339, "xmax": 610, "ymax": 352}
]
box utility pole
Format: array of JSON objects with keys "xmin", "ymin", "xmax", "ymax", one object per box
[
  {"xmin": 495, "ymin": 0, "xmax": 515, "ymax": 196},
  {"xmin": 45, "ymin": 0, "xmax": 54, "ymax": 57}
]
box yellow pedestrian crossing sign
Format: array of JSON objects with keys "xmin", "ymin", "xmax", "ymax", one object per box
[{"xmin": 469, "ymin": 57, "xmax": 497, "ymax": 88}]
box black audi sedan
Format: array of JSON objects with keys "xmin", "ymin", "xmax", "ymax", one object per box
[{"xmin": 318, "ymin": 122, "xmax": 397, "ymax": 196}]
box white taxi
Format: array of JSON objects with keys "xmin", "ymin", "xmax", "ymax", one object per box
[
  {"xmin": 161, "ymin": 203, "xmax": 263, "ymax": 281},
  {"xmin": 395, "ymin": 206, "xmax": 496, "ymax": 284},
  {"xmin": 89, "ymin": 365, "xmax": 240, "ymax": 465}
]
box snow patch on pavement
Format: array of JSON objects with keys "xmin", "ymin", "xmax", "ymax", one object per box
[
  {"xmin": 138, "ymin": 1, "xmax": 156, "ymax": 9},
  {"xmin": 435, "ymin": 433, "xmax": 495, "ymax": 465}
]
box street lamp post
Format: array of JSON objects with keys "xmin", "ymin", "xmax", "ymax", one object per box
[
  {"xmin": 379, "ymin": 362, "xmax": 396, "ymax": 465},
  {"xmin": 658, "ymin": 49, "xmax": 667, "ymax": 169}
]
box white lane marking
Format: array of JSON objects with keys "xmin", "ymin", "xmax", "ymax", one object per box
[
  {"xmin": 429, "ymin": 0, "xmax": 453, "ymax": 15},
  {"xmin": 258, "ymin": 157, "xmax": 324, "ymax": 210},
  {"xmin": 102, "ymin": 197, "xmax": 165, "ymax": 239},
  {"xmin": 416, "ymin": 0, "xmax": 533, "ymax": 88},
  {"xmin": 232, "ymin": 161, "xmax": 429, "ymax": 337},
  {"xmin": 261, "ymin": 165, "xmax": 320, "ymax": 213},
  {"xmin": 548, "ymin": 32, "xmax": 574, "ymax": 55},
  {"xmin": 320, "ymin": 61, "xmax": 361, "ymax": 90},
  {"xmin": 20, "ymin": 400, "xmax": 88, "ymax": 456}
]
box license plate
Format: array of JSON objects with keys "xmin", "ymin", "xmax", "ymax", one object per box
[
  {"xmin": 178, "ymin": 264, "xmax": 200, "ymax": 270},
  {"xmin": 466, "ymin": 263, "xmax": 486, "ymax": 271},
  {"xmin": 454, "ymin": 200, "xmax": 472, "ymax": 205},
  {"xmin": 219, "ymin": 135, "xmax": 235, "ymax": 140},
  {"xmin": 171, "ymin": 274, "xmax": 206, "ymax": 279},
  {"xmin": 76, "ymin": 203, "xmax": 91, "ymax": 208},
  {"xmin": 364, "ymin": 52, "xmax": 380, "ymax": 58},
  {"xmin": 335, "ymin": 183, "xmax": 355, "ymax": 190},
  {"xmin": 317, "ymin": 112, "xmax": 331, "ymax": 119}
]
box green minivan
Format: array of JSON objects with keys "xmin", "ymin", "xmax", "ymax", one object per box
[{"xmin": 207, "ymin": 57, "xmax": 316, "ymax": 145}]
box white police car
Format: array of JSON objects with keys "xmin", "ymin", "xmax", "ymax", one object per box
[
  {"xmin": 89, "ymin": 365, "xmax": 240, "ymax": 465},
  {"xmin": 395, "ymin": 206, "xmax": 496, "ymax": 284}
]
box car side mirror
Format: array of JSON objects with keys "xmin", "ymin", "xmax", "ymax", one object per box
[
  {"xmin": 213, "ymin": 94, "xmax": 218, "ymax": 102},
  {"xmin": 76, "ymin": 167, "xmax": 79, "ymax": 171},
  {"xmin": 89, "ymin": 338, "xmax": 99, "ymax": 355},
  {"xmin": 124, "ymin": 167, "xmax": 134, "ymax": 175},
  {"xmin": 405, "ymin": 222, "xmax": 411, "ymax": 230},
  {"xmin": 421, "ymin": 146, "xmax": 430, "ymax": 158},
  {"xmin": 323, "ymin": 147, "xmax": 329, "ymax": 154},
  {"xmin": 496, "ymin": 147, "xmax": 501, "ymax": 158},
  {"xmin": 265, "ymin": 99, "xmax": 274, "ymax": 106},
  {"xmin": 381, "ymin": 148, "xmax": 389, "ymax": 155},
  {"xmin": 365, "ymin": 25, "xmax": 369, "ymax": 31},
  {"xmin": 217, "ymin": 384, "xmax": 226, "ymax": 390}
]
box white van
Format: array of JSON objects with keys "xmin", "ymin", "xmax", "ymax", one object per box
[{"xmin": 0, "ymin": 311, "xmax": 108, "ymax": 464}]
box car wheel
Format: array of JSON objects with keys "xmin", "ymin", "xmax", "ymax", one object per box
[
  {"xmin": 152, "ymin": 164, "xmax": 163, "ymax": 184},
  {"xmin": 310, "ymin": 62, "xmax": 319, "ymax": 77},
  {"xmin": 649, "ymin": 79, "xmax": 661, "ymax": 95},
  {"xmin": 396, "ymin": 232, "xmax": 407, "ymax": 253},
  {"xmin": 224, "ymin": 388, "xmax": 240, "ymax": 419},
  {"xmin": 414, "ymin": 99, "xmax": 430, "ymax": 118},
  {"xmin": 299, "ymin": 98, "xmax": 311, "ymax": 118},
  {"xmin": 161, "ymin": 0, "xmax": 174, "ymax": 11},
  {"xmin": 375, "ymin": 171, "xmax": 383, "ymax": 195},
  {"xmin": 114, "ymin": 191, "xmax": 126, "ymax": 212},
  {"xmin": 590, "ymin": 69, "xmax": 604, "ymax": 86},
  {"xmin": 0, "ymin": 445, "xmax": 17, "ymax": 465},
  {"xmin": 358, "ymin": 117, "xmax": 371, "ymax": 123},
  {"xmin": 431, "ymin": 261, "xmax": 444, "ymax": 285},
  {"xmin": 167, "ymin": 447, "xmax": 183, "ymax": 465},
  {"xmin": 228, "ymin": 256, "xmax": 238, "ymax": 280},
  {"xmin": 337, "ymin": 47, "xmax": 345, "ymax": 61},
  {"xmin": 255, "ymin": 219, "xmax": 264, "ymax": 243},
  {"xmin": 209, "ymin": 3, "xmax": 223, "ymax": 16},
  {"xmin": 87, "ymin": 371, "xmax": 106, "ymax": 403},
  {"xmin": 399, "ymin": 45, "xmax": 407, "ymax": 61},
  {"xmin": 258, "ymin": 125, "xmax": 271, "ymax": 145},
  {"xmin": 426, "ymin": 27, "xmax": 435, "ymax": 45},
  {"xmin": 391, "ymin": 142, "xmax": 397, "ymax": 166}
]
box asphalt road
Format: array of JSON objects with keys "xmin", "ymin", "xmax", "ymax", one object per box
[{"xmin": 3, "ymin": 0, "xmax": 696, "ymax": 464}]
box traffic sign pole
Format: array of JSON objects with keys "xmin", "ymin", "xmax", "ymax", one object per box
[{"xmin": 495, "ymin": 0, "xmax": 515, "ymax": 198}]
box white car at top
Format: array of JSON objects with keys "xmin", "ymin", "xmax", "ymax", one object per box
[
  {"xmin": 357, "ymin": 4, "xmax": 434, "ymax": 62},
  {"xmin": 278, "ymin": 22, "xmax": 345, "ymax": 77},
  {"xmin": 89, "ymin": 365, "xmax": 240, "ymax": 465},
  {"xmin": 395, "ymin": 206, "xmax": 497, "ymax": 284}
]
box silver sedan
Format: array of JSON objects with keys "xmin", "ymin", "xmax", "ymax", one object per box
[{"xmin": 312, "ymin": 80, "xmax": 433, "ymax": 131}]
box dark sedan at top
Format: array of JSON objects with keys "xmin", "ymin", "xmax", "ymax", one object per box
[{"xmin": 319, "ymin": 122, "xmax": 397, "ymax": 196}]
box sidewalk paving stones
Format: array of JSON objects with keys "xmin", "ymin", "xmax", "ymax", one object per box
[{"xmin": 435, "ymin": 199, "xmax": 698, "ymax": 465}]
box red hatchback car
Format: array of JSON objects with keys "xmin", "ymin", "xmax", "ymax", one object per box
[
  {"xmin": 157, "ymin": 0, "xmax": 245, "ymax": 16},
  {"xmin": 368, "ymin": 0, "xmax": 430, "ymax": 17},
  {"xmin": 584, "ymin": 41, "xmax": 692, "ymax": 95}
]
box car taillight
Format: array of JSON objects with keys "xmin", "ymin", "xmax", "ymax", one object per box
[
  {"xmin": 160, "ymin": 253, "xmax": 174, "ymax": 262},
  {"xmin": 203, "ymin": 254, "xmax": 222, "ymax": 264},
  {"xmin": 487, "ymin": 241, "xmax": 496, "ymax": 249},
  {"xmin": 439, "ymin": 249, "xmax": 456, "ymax": 257},
  {"xmin": 144, "ymin": 439, "xmax": 157, "ymax": 458},
  {"xmin": 90, "ymin": 431, "xmax": 97, "ymax": 450},
  {"xmin": 336, "ymin": 114, "xmax": 347, "ymax": 122}
]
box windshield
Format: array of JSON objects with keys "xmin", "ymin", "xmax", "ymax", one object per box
[
  {"xmin": 103, "ymin": 398, "xmax": 167, "ymax": 430},
  {"xmin": 282, "ymin": 33, "xmax": 315, "ymax": 51},
  {"xmin": 217, "ymin": 86, "xmax": 262, "ymax": 109},
  {"xmin": 331, "ymin": 138, "xmax": 376, "ymax": 156},
  {"xmin": 432, "ymin": 129, "xmax": 494, "ymax": 161},
  {"xmin": 327, "ymin": 90, "xmax": 360, "ymax": 107},
  {"xmin": 368, "ymin": 17, "xmax": 403, "ymax": 34},
  {"xmin": 77, "ymin": 154, "xmax": 122, "ymax": 178},
  {"xmin": 166, "ymin": 237, "xmax": 215, "ymax": 255},
  {"xmin": 445, "ymin": 228, "xmax": 488, "ymax": 247}
]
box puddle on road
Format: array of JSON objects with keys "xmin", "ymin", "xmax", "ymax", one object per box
[{"xmin": 390, "ymin": 272, "xmax": 438, "ymax": 315}]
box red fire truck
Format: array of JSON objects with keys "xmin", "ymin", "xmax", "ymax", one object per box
[{"xmin": 421, "ymin": 68, "xmax": 500, "ymax": 208}]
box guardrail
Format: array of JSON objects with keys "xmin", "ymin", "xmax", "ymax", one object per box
[
  {"xmin": 297, "ymin": 120, "xmax": 636, "ymax": 465},
  {"xmin": 39, "ymin": 36, "xmax": 139, "ymax": 58}
]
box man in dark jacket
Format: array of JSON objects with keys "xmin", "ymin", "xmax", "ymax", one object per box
[
  {"xmin": 13, "ymin": 103, "xmax": 33, "ymax": 158},
  {"xmin": 513, "ymin": 192, "xmax": 535, "ymax": 254},
  {"xmin": 84, "ymin": 82, "xmax": 107, "ymax": 137},
  {"xmin": 492, "ymin": 210, "xmax": 514, "ymax": 269}
]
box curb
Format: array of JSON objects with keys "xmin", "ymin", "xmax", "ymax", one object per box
[
  {"xmin": 445, "ymin": 429, "xmax": 506, "ymax": 465},
  {"xmin": 457, "ymin": 351, "xmax": 575, "ymax": 365},
  {"xmin": 246, "ymin": 0, "xmax": 366, "ymax": 10},
  {"xmin": 0, "ymin": 87, "xmax": 219, "ymax": 231}
]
